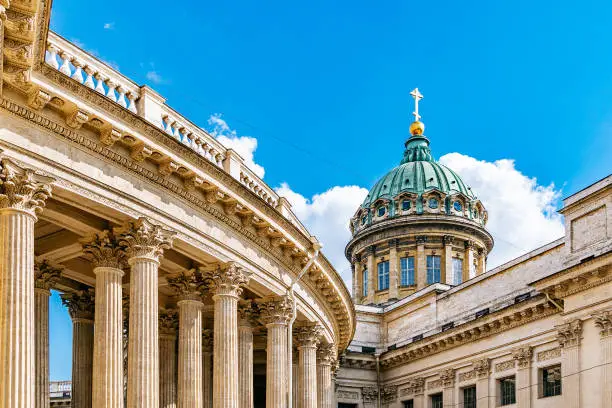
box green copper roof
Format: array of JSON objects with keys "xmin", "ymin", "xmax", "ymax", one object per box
[{"xmin": 361, "ymin": 135, "xmax": 475, "ymax": 208}]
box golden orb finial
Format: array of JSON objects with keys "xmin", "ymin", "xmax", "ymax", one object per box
[{"xmin": 409, "ymin": 88, "xmax": 425, "ymax": 136}]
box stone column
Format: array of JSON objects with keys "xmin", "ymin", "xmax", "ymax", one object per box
[
  {"xmin": 512, "ymin": 347, "xmax": 532, "ymax": 408},
  {"xmin": 317, "ymin": 344, "xmax": 335, "ymax": 408},
  {"xmin": 365, "ymin": 246, "xmax": 376, "ymax": 303},
  {"xmin": 353, "ymin": 259, "xmax": 363, "ymax": 303},
  {"xmin": 159, "ymin": 308, "xmax": 178, "ymax": 408},
  {"xmin": 204, "ymin": 263, "xmax": 251, "ymax": 408},
  {"xmin": 62, "ymin": 290, "xmax": 96, "ymax": 408},
  {"xmin": 442, "ymin": 235, "xmax": 454, "ymax": 285},
  {"xmin": 294, "ymin": 325, "xmax": 321, "ymax": 408},
  {"xmin": 476, "ymin": 248, "xmax": 486, "ymax": 275},
  {"xmin": 292, "ymin": 349, "xmax": 299, "ymax": 407},
  {"xmin": 34, "ymin": 260, "xmax": 62, "ymax": 408},
  {"xmin": 257, "ymin": 296, "xmax": 294, "ymax": 408},
  {"xmin": 415, "ymin": 236, "xmax": 427, "ymax": 289},
  {"xmin": 440, "ymin": 369, "xmax": 455, "ymax": 408},
  {"xmin": 473, "ymin": 359, "xmax": 490, "ymax": 408},
  {"xmin": 557, "ymin": 320, "xmax": 582, "ymax": 408},
  {"xmin": 594, "ymin": 311, "xmax": 612, "ymax": 408},
  {"xmin": 118, "ymin": 218, "xmax": 175, "ymax": 408},
  {"xmin": 388, "ymin": 239, "xmax": 400, "ymax": 299},
  {"xmin": 463, "ymin": 241, "xmax": 475, "ymax": 282},
  {"xmin": 202, "ymin": 330, "xmax": 213, "ymax": 408},
  {"xmin": 81, "ymin": 231, "xmax": 126, "ymax": 408},
  {"xmin": 168, "ymin": 271, "xmax": 205, "ymax": 408},
  {"xmin": 0, "ymin": 160, "xmax": 52, "ymax": 408},
  {"xmin": 238, "ymin": 301, "xmax": 258, "ymax": 408}
]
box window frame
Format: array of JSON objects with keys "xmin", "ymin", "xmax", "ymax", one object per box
[
  {"xmin": 498, "ymin": 376, "xmax": 516, "ymax": 406},
  {"xmin": 539, "ymin": 364, "xmax": 562, "ymax": 398},
  {"xmin": 452, "ymin": 257, "xmax": 463, "ymax": 286},
  {"xmin": 426, "ymin": 255, "xmax": 441, "ymax": 284},
  {"xmin": 400, "ymin": 256, "xmax": 415, "ymax": 286},
  {"xmin": 362, "ymin": 268, "xmax": 368, "ymax": 297},
  {"xmin": 461, "ymin": 385, "xmax": 476, "ymax": 408},
  {"xmin": 377, "ymin": 261, "xmax": 390, "ymax": 291},
  {"xmin": 430, "ymin": 392, "xmax": 443, "ymax": 408}
]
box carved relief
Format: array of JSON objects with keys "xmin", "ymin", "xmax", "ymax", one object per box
[
  {"xmin": 158, "ymin": 307, "xmax": 178, "ymax": 336},
  {"xmin": 439, "ymin": 368, "xmax": 456, "ymax": 387},
  {"xmin": 512, "ymin": 346, "xmax": 533, "ymax": 369},
  {"xmin": 0, "ymin": 158, "xmax": 52, "ymax": 215},
  {"xmin": 80, "ymin": 230, "xmax": 127, "ymax": 269},
  {"xmin": 361, "ymin": 386, "xmax": 378, "ymax": 403},
  {"xmin": 61, "ymin": 289, "xmax": 95, "ymax": 321},
  {"xmin": 473, "ymin": 358, "xmax": 490, "ymax": 378},
  {"xmin": 34, "ymin": 259, "xmax": 62, "ymax": 291},
  {"xmin": 537, "ymin": 348, "xmax": 561, "ymax": 362},
  {"xmin": 594, "ymin": 311, "xmax": 612, "ymax": 338},
  {"xmin": 202, "ymin": 262, "xmax": 250, "ymax": 297},
  {"xmin": 381, "ymin": 385, "xmax": 397, "ymax": 403},
  {"xmin": 495, "ymin": 360, "xmax": 515, "ymax": 372},
  {"xmin": 257, "ymin": 296, "xmax": 294, "ymax": 326},
  {"xmin": 557, "ymin": 319, "xmax": 583, "ymax": 348},
  {"xmin": 116, "ymin": 217, "xmax": 175, "ymax": 261},
  {"xmin": 294, "ymin": 324, "xmax": 322, "ymax": 348},
  {"xmin": 166, "ymin": 269, "xmax": 205, "ymax": 301}
]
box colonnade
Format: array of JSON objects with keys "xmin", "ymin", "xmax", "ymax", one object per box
[{"xmin": 0, "ymin": 159, "xmax": 337, "ymax": 408}]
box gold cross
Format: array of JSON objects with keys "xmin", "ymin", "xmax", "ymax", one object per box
[{"xmin": 410, "ymin": 88, "xmax": 423, "ymax": 122}]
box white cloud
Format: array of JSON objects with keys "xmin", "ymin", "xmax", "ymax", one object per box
[
  {"xmin": 146, "ymin": 70, "xmax": 164, "ymax": 84},
  {"xmin": 275, "ymin": 183, "xmax": 369, "ymax": 286},
  {"xmin": 439, "ymin": 153, "xmax": 564, "ymax": 268},
  {"xmin": 103, "ymin": 22, "xmax": 115, "ymax": 30},
  {"xmin": 208, "ymin": 114, "xmax": 265, "ymax": 178}
]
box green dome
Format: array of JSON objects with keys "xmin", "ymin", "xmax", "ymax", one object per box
[{"xmin": 361, "ymin": 135, "xmax": 475, "ymax": 208}]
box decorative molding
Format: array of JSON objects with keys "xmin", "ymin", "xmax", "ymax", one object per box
[
  {"xmin": 556, "ymin": 319, "xmax": 583, "ymax": 348},
  {"xmin": 361, "ymin": 386, "xmax": 378, "ymax": 403},
  {"xmin": 337, "ymin": 390, "xmax": 359, "ymax": 400},
  {"xmin": 473, "ymin": 358, "xmax": 490, "ymax": 378},
  {"xmin": 166, "ymin": 269, "xmax": 205, "ymax": 301},
  {"xmin": 116, "ymin": 217, "xmax": 175, "ymax": 262},
  {"xmin": 158, "ymin": 307, "xmax": 178, "ymax": 336},
  {"xmin": 399, "ymin": 377, "xmax": 425, "ymax": 396},
  {"xmin": 512, "ymin": 346, "xmax": 533, "ymax": 369},
  {"xmin": 439, "ymin": 368, "xmax": 455, "ymax": 388},
  {"xmin": 495, "ymin": 360, "xmax": 515, "ymax": 372},
  {"xmin": 34, "ymin": 259, "xmax": 62, "ymax": 291},
  {"xmin": 458, "ymin": 370, "xmax": 476, "ymax": 383},
  {"xmin": 202, "ymin": 262, "xmax": 250, "ymax": 298},
  {"xmin": 238, "ymin": 299, "xmax": 259, "ymax": 328},
  {"xmin": 317, "ymin": 343, "xmax": 336, "ymax": 365},
  {"xmin": 381, "ymin": 385, "xmax": 397, "ymax": 403},
  {"xmin": 537, "ymin": 348, "xmax": 561, "ymax": 362},
  {"xmin": 0, "ymin": 157, "xmax": 52, "ymax": 215},
  {"xmin": 61, "ymin": 289, "xmax": 95, "ymax": 321},
  {"xmin": 256, "ymin": 296, "xmax": 294, "ymax": 326},
  {"xmin": 293, "ymin": 324, "xmax": 322, "ymax": 348},
  {"xmin": 427, "ymin": 379, "xmax": 442, "ymax": 390},
  {"xmin": 593, "ymin": 310, "xmax": 612, "ymax": 338},
  {"xmin": 80, "ymin": 230, "xmax": 127, "ymax": 269}
]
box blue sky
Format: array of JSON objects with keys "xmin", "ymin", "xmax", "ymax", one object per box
[{"xmin": 48, "ymin": 0, "xmax": 611, "ymax": 380}]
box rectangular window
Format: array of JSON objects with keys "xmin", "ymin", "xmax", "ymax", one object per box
[
  {"xmin": 462, "ymin": 386, "xmax": 476, "ymax": 408},
  {"xmin": 541, "ymin": 365, "xmax": 562, "ymax": 398},
  {"xmin": 499, "ymin": 376, "xmax": 516, "ymax": 406},
  {"xmin": 452, "ymin": 257, "xmax": 463, "ymax": 285},
  {"xmin": 426, "ymin": 255, "xmax": 441, "ymax": 284},
  {"xmin": 400, "ymin": 256, "xmax": 415, "ymax": 286},
  {"xmin": 403, "ymin": 400, "xmax": 414, "ymax": 408},
  {"xmin": 378, "ymin": 261, "xmax": 390, "ymax": 290},
  {"xmin": 430, "ymin": 393, "xmax": 443, "ymax": 408},
  {"xmin": 362, "ymin": 269, "xmax": 368, "ymax": 297}
]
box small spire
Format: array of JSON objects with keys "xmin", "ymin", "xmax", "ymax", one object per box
[{"xmin": 409, "ymin": 88, "xmax": 425, "ymax": 136}]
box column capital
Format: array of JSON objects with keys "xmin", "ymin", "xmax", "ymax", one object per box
[
  {"xmin": 34, "ymin": 259, "xmax": 62, "ymax": 292},
  {"xmin": 406, "ymin": 377, "xmax": 425, "ymax": 395},
  {"xmin": 317, "ymin": 343, "xmax": 336, "ymax": 365},
  {"xmin": 238, "ymin": 299, "xmax": 259, "ymax": 328},
  {"xmin": 439, "ymin": 368, "xmax": 455, "ymax": 388},
  {"xmin": 256, "ymin": 296, "xmax": 294, "ymax": 326},
  {"xmin": 472, "ymin": 358, "xmax": 490, "ymax": 378},
  {"xmin": 166, "ymin": 269, "xmax": 205, "ymax": 301},
  {"xmin": 294, "ymin": 324, "xmax": 322, "ymax": 348},
  {"xmin": 415, "ymin": 235, "xmax": 427, "ymax": 245},
  {"xmin": 202, "ymin": 262, "xmax": 250, "ymax": 298},
  {"xmin": 159, "ymin": 307, "xmax": 178, "ymax": 337},
  {"xmin": 61, "ymin": 289, "xmax": 95, "ymax": 321},
  {"xmin": 512, "ymin": 346, "xmax": 533, "ymax": 368},
  {"xmin": 202, "ymin": 329, "xmax": 213, "ymax": 352},
  {"xmin": 557, "ymin": 319, "xmax": 583, "ymax": 348},
  {"xmin": 389, "ymin": 238, "xmax": 400, "ymax": 248},
  {"xmin": 0, "ymin": 158, "xmax": 53, "ymax": 216},
  {"xmin": 594, "ymin": 310, "xmax": 612, "ymax": 338},
  {"xmin": 116, "ymin": 217, "xmax": 175, "ymax": 262},
  {"xmin": 464, "ymin": 240, "xmax": 475, "ymax": 250},
  {"xmin": 81, "ymin": 230, "xmax": 127, "ymax": 269},
  {"xmin": 443, "ymin": 235, "xmax": 454, "ymax": 245}
]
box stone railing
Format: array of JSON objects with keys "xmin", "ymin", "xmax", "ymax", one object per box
[{"xmin": 42, "ymin": 32, "xmax": 315, "ymax": 232}]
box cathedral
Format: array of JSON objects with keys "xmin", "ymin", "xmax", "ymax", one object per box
[{"xmin": 0, "ymin": 1, "xmax": 609, "ymax": 408}]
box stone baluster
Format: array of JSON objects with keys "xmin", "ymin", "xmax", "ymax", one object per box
[
  {"xmin": 295, "ymin": 325, "xmax": 321, "ymax": 408},
  {"xmin": 557, "ymin": 320, "xmax": 582, "ymax": 408},
  {"xmin": 82, "ymin": 66, "xmax": 95, "ymax": 89},
  {"xmin": 167, "ymin": 270, "xmax": 206, "ymax": 408},
  {"xmin": 317, "ymin": 344, "xmax": 336, "ymax": 408},
  {"xmin": 440, "ymin": 368, "xmax": 455, "ymax": 407},
  {"xmin": 71, "ymin": 60, "xmax": 84, "ymax": 83},
  {"xmin": 238, "ymin": 300, "xmax": 259, "ymax": 408},
  {"xmin": 172, "ymin": 121, "xmax": 182, "ymax": 141},
  {"xmin": 81, "ymin": 231, "xmax": 127, "ymax": 408},
  {"xmin": 34, "ymin": 260, "xmax": 62, "ymax": 408},
  {"xmin": 512, "ymin": 347, "xmax": 533, "ymax": 408},
  {"xmin": 59, "ymin": 52, "xmax": 73, "ymax": 76},
  {"xmin": 0, "ymin": 159, "xmax": 52, "ymax": 408},
  {"xmin": 203, "ymin": 263, "xmax": 251, "ymax": 408},
  {"xmin": 106, "ymin": 80, "xmax": 118, "ymax": 102},
  {"xmin": 202, "ymin": 329, "xmax": 213, "ymax": 408},
  {"xmin": 116, "ymin": 86, "xmax": 128, "ymax": 108},
  {"xmin": 117, "ymin": 218, "xmax": 175, "ymax": 408},
  {"xmin": 93, "ymin": 73, "xmax": 106, "ymax": 94},
  {"xmin": 159, "ymin": 308, "xmax": 178, "ymax": 408},
  {"xmin": 46, "ymin": 44, "xmax": 60, "ymax": 69},
  {"xmin": 257, "ymin": 296, "xmax": 294, "ymax": 408},
  {"xmin": 594, "ymin": 311, "xmax": 612, "ymax": 407},
  {"xmin": 473, "ymin": 358, "xmax": 490, "ymax": 408},
  {"xmin": 126, "ymin": 92, "xmax": 138, "ymax": 113},
  {"xmin": 62, "ymin": 289, "xmax": 96, "ymax": 408}
]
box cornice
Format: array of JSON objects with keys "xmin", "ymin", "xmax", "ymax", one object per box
[
  {"xmin": 380, "ymin": 296, "xmax": 558, "ymax": 369},
  {"xmin": 0, "ymin": 96, "xmax": 356, "ymax": 349}
]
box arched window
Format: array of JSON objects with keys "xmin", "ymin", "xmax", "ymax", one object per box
[{"xmin": 362, "ymin": 268, "xmax": 368, "ymax": 297}]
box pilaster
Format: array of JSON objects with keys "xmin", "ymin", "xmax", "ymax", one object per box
[
  {"xmin": 365, "ymin": 246, "xmax": 376, "ymax": 303},
  {"xmin": 473, "ymin": 358, "xmax": 490, "ymax": 408},
  {"xmin": 294, "ymin": 325, "xmax": 322, "ymax": 408},
  {"xmin": 440, "ymin": 368, "xmax": 455, "ymax": 407},
  {"xmin": 463, "ymin": 240, "xmax": 475, "ymax": 282},
  {"xmin": 388, "ymin": 239, "xmax": 400, "ymax": 299},
  {"xmin": 0, "ymin": 159, "xmax": 52, "ymax": 408},
  {"xmin": 557, "ymin": 319, "xmax": 582, "ymax": 408},
  {"xmin": 512, "ymin": 346, "xmax": 533, "ymax": 408},
  {"xmin": 415, "ymin": 236, "xmax": 427, "ymax": 289},
  {"xmin": 594, "ymin": 311, "xmax": 612, "ymax": 408},
  {"xmin": 62, "ymin": 290, "xmax": 96, "ymax": 408},
  {"xmin": 442, "ymin": 235, "xmax": 454, "ymax": 285}
]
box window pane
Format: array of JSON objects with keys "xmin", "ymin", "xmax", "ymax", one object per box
[
  {"xmin": 452, "ymin": 258, "xmax": 463, "ymax": 285},
  {"xmin": 542, "ymin": 365, "xmax": 562, "ymax": 397},
  {"xmin": 362, "ymin": 269, "xmax": 368, "ymax": 297},
  {"xmin": 427, "ymin": 255, "xmax": 441, "ymax": 284},
  {"xmin": 430, "ymin": 393, "xmax": 443, "ymax": 408},
  {"xmin": 463, "ymin": 386, "xmax": 476, "ymax": 408},
  {"xmin": 403, "ymin": 400, "xmax": 414, "ymax": 408},
  {"xmin": 400, "ymin": 257, "xmax": 415, "ymax": 286},
  {"xmin": 499, "ymin": 377, "xmax": 516, "ymax": 406},
  {"xmin": 378, "ymin": 261, "xmax": 389, "ymax": 290}
]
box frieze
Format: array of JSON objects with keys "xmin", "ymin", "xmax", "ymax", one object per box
[
  {"xmin": 495, "ymin": 360, "xmax": 515, "ymax": 372},
  {"xmin": 0, "ymin": 97, "xmax": 354, "ymax": 349},
  {"xmin": 362, "ymin": 386, "xmax": 378, "ymax": 403},
  {"xmin": 381, "ymin": 385, "xmax": 397, "ymax": 403},
  {"xmin": 458, "ymin": 370, "xmax": 476, "ymax": 382},
  {"xmin": 537, "ymin": 348, "xmax": 561, "ymax": 362},
  {"xmin": 337, "ymin": 390, "xmax": 359, "ymax": 400},
  {"xmin": 427, "ymin": 379, "xmax": 442, "ymax": 390}
]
